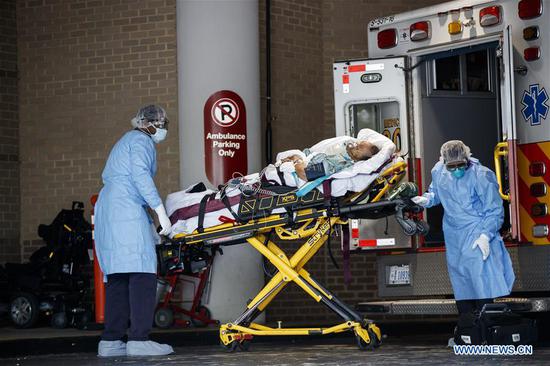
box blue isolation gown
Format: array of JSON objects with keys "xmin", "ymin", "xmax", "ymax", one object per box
[
  {"xmin": 95, "ymin": 130, "xmax": 162, "ymax": 277},
  {"xmin": 423, "ymin": 158, "xmax": 515, "ymax": 300}
]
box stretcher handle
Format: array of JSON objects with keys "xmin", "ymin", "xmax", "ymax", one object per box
[
  {"xmin": 338, "ymin": 199, "xmax": 399, "ymax": 216},
  {"xmin": 493, "ymin": 142, "xmax": 510, "ymax": 201}
]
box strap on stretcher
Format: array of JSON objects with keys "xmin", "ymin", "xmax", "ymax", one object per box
[{"xmin": 295, "ymin": 175, "xmax": 329, "ymax": 197}]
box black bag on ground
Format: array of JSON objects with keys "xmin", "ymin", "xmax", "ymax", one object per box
[
  {"xmin": 479, "ymin": 303, "xmax": 537, "ymax": 345},
  {"xmin": 454, "ymin": 312, "xmax": 483, "ymax": 345},
  {"xmin": 454, "ymin": 303, "xmax": 537, "ymax": 345}
]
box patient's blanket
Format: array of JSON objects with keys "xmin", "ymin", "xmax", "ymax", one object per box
[{"xmin": 166, "ymin": 128, "xmax": 398, "ymax": 235}]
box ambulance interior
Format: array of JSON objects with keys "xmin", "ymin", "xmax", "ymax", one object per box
[
  {"xmin": 418, "ymin": 42, "xmax": 511, "ymax": 246},
  {"xmin": 348, "ymin": 42, "xmax": 511, "ymax": 247}
]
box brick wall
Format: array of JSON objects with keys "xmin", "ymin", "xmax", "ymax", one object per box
[
  {"xmin": 261, "ymin": 0, "xmax": 447, "ymax": 324},
  {"xmin": 11, "ymin": 0, "xmax": 450, "ymax": 324},
  {"xmin": 0, "ymin": 0, "xmax": 20, "ymax": 263},
  {"xmin": 259, "ymin": 0, "xmax": 324, "ymax": 159},
  {"xmin": 17, "ymin": 0, "xmax": 180, "ymax": 259}
]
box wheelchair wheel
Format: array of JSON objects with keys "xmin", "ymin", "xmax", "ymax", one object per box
[
  {"xmin": 10, "ymin": 292, "xmax": 40, "ymax": 329},
  {"xmin": 154, "ymin": 307, "xmax": 174, "ymax": 329},
  {"xmin": 51, "ymin": 312, "xmax": 68, "ymax": 329}
]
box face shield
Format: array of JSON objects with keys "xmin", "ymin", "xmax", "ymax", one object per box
[{"xmin": 131, "ymin": 105, "xmax": 169, "ymax": 130}]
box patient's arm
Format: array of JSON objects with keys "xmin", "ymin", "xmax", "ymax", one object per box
[
  {"xmin": 279, "ymin": 154, "xmax": 307, "ymax": 180},
  {"xmin": 294, "ymin": 161, "xmax": 307, "ymax": 181}
]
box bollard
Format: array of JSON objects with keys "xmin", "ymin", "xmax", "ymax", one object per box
[{"xmin": 91, "ymin": 194, "xmax": 105, "ymax": 324}]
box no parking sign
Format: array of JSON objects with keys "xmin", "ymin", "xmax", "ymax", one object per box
[{"xmin": 204, "ymin": 90, "xmax": 248, "ymax": 187}]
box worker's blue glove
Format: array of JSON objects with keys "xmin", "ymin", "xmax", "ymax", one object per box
[
  {"xmin": 472, "ymin": 233, "xmax": 490, "ymax": 261},
  {"xmin": 154, "ymin": 205, "xmax": 172, "ymax": 236}
]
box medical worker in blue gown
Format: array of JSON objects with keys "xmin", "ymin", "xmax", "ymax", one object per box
[
  {"xmin": 95, "ymin": 105, "xmax": 174, "ymax": 357},
  {"xmin": 412, "ymin": 140, "xmax": 515, "ymax": 315}
]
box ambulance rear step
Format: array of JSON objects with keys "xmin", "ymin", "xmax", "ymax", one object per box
[{"xmin": 356, "ymin": 298, "xmax": 550, "ymax": 315}]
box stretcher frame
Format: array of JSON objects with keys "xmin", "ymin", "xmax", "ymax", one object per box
[{"xmin": 172, "ymin": 161, "xmax": 407, "ymax": 351}]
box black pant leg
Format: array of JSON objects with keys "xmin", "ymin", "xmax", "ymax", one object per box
[
  {"xmin": 128, "ymin": 273, "xmax": 157, "ymax": 341},
  {"xmin": 475, "ymin": 298, "xmax": 494, "ymax": 312},
  {"xmin": 102, "ymin": 273, "xmax": 130, "ymax": 341},
  {"xmin": 456, "ymin": 299, "xmax": 477, "ymax": 314}
]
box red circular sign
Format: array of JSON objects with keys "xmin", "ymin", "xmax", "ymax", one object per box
[{"xmin": 211, "ymin": 98, "xmax": 240, "ymax": 128}]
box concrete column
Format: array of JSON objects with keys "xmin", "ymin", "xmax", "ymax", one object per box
[{"xmin": 177, "ymin": 0, "xmax": 264, "ymax": 323}]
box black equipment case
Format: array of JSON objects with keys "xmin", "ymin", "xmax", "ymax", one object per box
[{"xmin": 454, "ymin": 303, "xmax": 537, "ymax": 346}]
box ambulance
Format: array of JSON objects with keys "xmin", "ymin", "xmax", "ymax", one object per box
[{"xmin": 333, "ymin": 0, "xmax": 550, "ymax": 315}]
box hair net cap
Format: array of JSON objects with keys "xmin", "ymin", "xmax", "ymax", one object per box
[
  {"xmin": 440, "ymin": 140, "xmax": 471, "ymax": 164},
  {"xmin": 131, "ymin": 105, "xmax": 167, "ymax": 128}
]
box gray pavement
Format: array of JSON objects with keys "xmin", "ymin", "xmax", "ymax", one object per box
[{"xmin": 3, "ymin": 339, "xmax": 549, "ymax": 366}]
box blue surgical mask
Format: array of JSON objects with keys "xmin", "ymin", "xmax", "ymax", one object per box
[
  {"xmin": 452, "ymin": 167, "xmax": 466, "ymax": 179},
  {"xmin": 151, "ymin": 128, "xmax": 167, "ymax": 144}
]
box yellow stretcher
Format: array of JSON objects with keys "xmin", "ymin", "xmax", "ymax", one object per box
[{"xmin": 171, "ymin": 161, "xmax": 419, "ymax": 351}]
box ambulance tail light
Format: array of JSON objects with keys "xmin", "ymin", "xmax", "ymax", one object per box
[
  {"xmin": 524, "ymin": 47, "xmax": 541, "ymax": 61},
  {"xmin": 518, "ymin": 0, "xmax": 543, "ymax": 20},
  {"xmin": 479, "ymin": 6, "xmax": 501, "ymax": 27},
  {"xmin": 410, "ymin": 21, "xmax": 430, "ymax": 41},
  {"xmin": 531, "ymin": 203, "xmax": 548, "ymax": 217},
  {"xmin": 529, "ymin": 161, "xmax": 546, "ymax": 176},
  {"xmin": 523, "ymin": 26, "xmax": 539, "ymax": 41},
  {"xmin": 377, "ymin": 28, "xmax": 398, "ymax": 49},
  {"xmin": 530, "ymin": 182, "xmax": 547, "ymax": 197},
  {"xmin": 532, "ymin": 224, "xmax": 549, "ymax": 238}
]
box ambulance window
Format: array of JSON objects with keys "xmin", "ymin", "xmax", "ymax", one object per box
[
  {"xmin": 434, "ymin": 55, "xmax": 460, "ymax": 91},
  {"xmin": 349, "ymin": 101, "xmax": 401, "ymax": 151},
  {"xmin": 351, "ymin": 103, "xmax": 379, "ymax": 132},
  {"xmin": 466, "ymin": 50, "xmax": 490, "ymax": 92}
]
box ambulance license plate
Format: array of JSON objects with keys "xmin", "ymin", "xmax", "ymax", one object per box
[{"xmin": 388, "ymin": 265, "xmax": 410, "ymax": 285}]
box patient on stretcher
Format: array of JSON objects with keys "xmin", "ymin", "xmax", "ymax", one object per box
[
  {"xmin": 280, "ymin": 140, "xmax": 379, "ymax": 181},
  {"xmin": 166, "ymin": 128, "xmax": 399, "ymax": 235}
]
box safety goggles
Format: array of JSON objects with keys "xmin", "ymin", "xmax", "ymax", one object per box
[
  {"xmin": 446, "ymin": 162, "xmax": 467, "ymax": 172},
  {"xmin": 151, "ymin": 117, "xmax": 169, "ymax": 130}
]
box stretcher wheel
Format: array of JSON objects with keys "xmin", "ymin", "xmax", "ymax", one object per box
[
  {"xmin": 415, "ymin": 220, "xmax": 430, "ymax": 236},
  {"xmin": 369, "ymin": 329, "xmax": 381, "ymax": 348},
  {"xmin": 356, "ymin": 329, "xmax": 380, "ymax": 350},
  {"xmin": 356, "ymin": 335, "xmax": 375, "ymax": 351},
  {"xmin": 238, "ymin": 339, "xmax": 251, "ymax": 351},
  {"xmin": 220, "ymin": 340, "xmax": 240, "ymax": 353},
  {"xmin": 154, "ymin": 307, "xmax": 174, "ymax": 329},
  {"xmin": 191, "ymin": 305, "xmax": 211, "ymax": 327}
]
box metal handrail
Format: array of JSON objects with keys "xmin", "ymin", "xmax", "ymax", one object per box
[{"xmin": 494, "ymin": 142, "xmax": 510, "ymax": 201}]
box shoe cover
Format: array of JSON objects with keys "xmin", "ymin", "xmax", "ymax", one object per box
[
  {"xmin": 126, "ymin": 340, "xmax": 175, "ymax": 356},
  {"xmin": 98, "ymin": 340, "xmax": 127, "ymax": 357},
  {"xmin": 447, "ymin": 337, "xmax": 456, "ymax": 347}
]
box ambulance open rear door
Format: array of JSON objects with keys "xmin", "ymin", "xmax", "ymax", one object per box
[
  {"xmin": 333, "ymin": 56, "xmax": 412, "ymax": 251},
  {"xmin": 495, "ymin": 26, "xmax": 521, "ymax": 242}
]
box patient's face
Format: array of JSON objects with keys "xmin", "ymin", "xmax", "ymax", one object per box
[{"xmin": 347, "ymin": 141, "xmax": 377, "ymax": 161}]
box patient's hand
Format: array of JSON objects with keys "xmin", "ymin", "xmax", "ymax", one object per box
[{"xmin": 294, "ymin": 161, "xmax": 307, "ymax": 181}]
